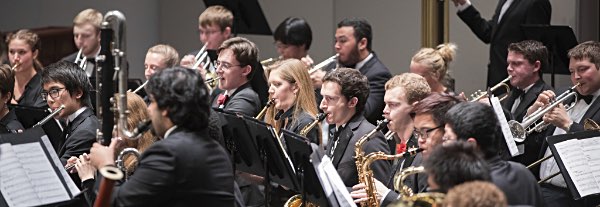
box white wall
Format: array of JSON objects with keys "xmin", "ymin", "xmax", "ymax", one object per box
[{"xmin": 1, "ymin": 0, "xmax": 580, "ymax": 91}]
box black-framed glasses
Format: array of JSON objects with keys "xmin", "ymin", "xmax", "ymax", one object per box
[
  {"xmin": 41, "ymin": 87, "xmax": 66, "ymax": 101},
  {"xmin": 215, "ymin": 60, "xmax": 243, "ymax": 70},
  {"xmin": 413, "ymin": 125, "xmax": 443, "ymax": 140}
]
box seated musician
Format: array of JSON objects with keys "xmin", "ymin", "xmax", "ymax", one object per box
[
  {"xmin": 351, "ymin": 92, "xmax": 463, "ymax": 206},
  {"xmin": 264, "ymin": 59, "xmax": 321, "ymax": 144},
  {"xmin": 444, "ymin": 181, "xmax": 508, "ymax": 207},
  {"xmin": 7, "ymin": 29, "xmax": 47, "ymax": 108},
  {"xmin": 41, "ymin": 61, "xmax": 97, "ymax": 187},
  {"xmin": 443, "ymin": 102, "xmax": 543, "ymax": 206},
  {"xmin": 409, "ymin": 43, "xmax": 457, "ymax": 93},
  {"xmin": 89, "ymin": 67, "xmax": 234, "ymax": 206},
  {"xmin": 68, "ymin": 92, "xmax": 156, "ymax": 206},
  {"xmin": 0, "ymin": 64, "xmax": 24, "ymax": 133},
  {"xmin": 272, "ymin": 17, "xmax": 313, "ymax": 66},
  {"xmin": 320, "ymin": 67, "xmax": 391, "ymax": 188},
  {"xmin": 312, "ymin": 18, "xmax": 392, "ymax": 125},
  {"xmin": 143, "ymin": 44, "xmax": 179, "ymax": 81},
  {"xmin": 62, "ymin": 8, "xmax": 103, "ymax": 78},
  {"xmin": 501, "ymin": 40, "xmax": 553, "ymax": 168},
  {"xmin": 528, "ymin": 41, "xmax": 600, "ymax": 207}
]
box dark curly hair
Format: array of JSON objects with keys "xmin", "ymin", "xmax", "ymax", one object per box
[
  {"xmin": 146, "ymin": 67, "xmax": 210, "ymax": 131},
  {"xmin": 322, "ymin": 67, "xmax": 369, "ymax": 115}
]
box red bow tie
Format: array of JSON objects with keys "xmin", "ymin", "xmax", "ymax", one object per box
[{"xmin": 217, "ymin": 94, "xmax": 229, "ymax": 106}]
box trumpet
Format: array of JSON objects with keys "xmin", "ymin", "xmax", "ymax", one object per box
[
  {"xmin": 33, "ymin": 105, "xmax": 65, "ymax": 128},
  {"xmin": 469, "ymin": 75, "xmax": 511, "ymax": 102},
  {"xmin": 307, "ymin": 54, "xmax": 339, "ymax": 74},
  {"xmin": 74, "ymin": 48, "xmax": 88, "ymax": 70},
  {"xmin": 255, "ymin": 98, "xmax": 275, "ymax": 120},
  {"xmin": 260, "ymin": 56, "xmax": 282, "ymax": 67},
  {"xmin": 508, "ymin": 83, "xmax": 580, "ymax": 142}
]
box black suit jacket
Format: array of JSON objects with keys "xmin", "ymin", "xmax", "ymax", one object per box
[
  {"xmin": 278, "ymin": 107, "xmax": 319, "ymax": 144},
  {"xmin": 211, "ymin": 82, "xmax": 261, "ymax": 117},
  {"xmin": 58, "ymin": 108, "xmax": 98, "ymax": 187},
  {"xmin": 110, "ymin": 127, "xmax": 234, "ymax": 206},
  {"xmin": 15, "ymin": 72, "xmax": 47, "ymax": 109},
  {"xmin": 325, "ymin": 115, "xmax": 391, "ymax": 188},
  {"xmin": 488, "ymin": 156, "xmax": 543, "ymax": 207},
  {"xmin": 457, "ymin": 0, "xmax": 551, "ymax": 86},
  {"xmin": 0, "ymin": 110, "xmax": 24, "ymax": 134},
  {"xmin": 381, "ymin": 152, "xmax": 427, "ymax": 207}
]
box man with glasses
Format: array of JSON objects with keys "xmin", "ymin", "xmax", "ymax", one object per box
[
  {"xmin": 369, "ymin": 92, "xmax": 463, "ymax": 207},
  {"xmin": 41, "ymin": 60, "xmax": 97, "ymax": 187},
  {"xmin": 320, "ymin": 68, "xmax": 391, "ymax": 188},
  {"xmin": 443, "ymin": 102, "xmax": 543, "ymax": 207},
  {"xmin": 210, "ymin": 37, "xmax": 261, "ymax": 117}
]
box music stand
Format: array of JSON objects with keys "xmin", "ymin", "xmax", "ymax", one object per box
[
  {"xmin": 282, "ymin": 129, "xmax": 330, "ymax": 207},
  {"xmin": 521, "ymin": 25, "xmax": 578, "ymax": 87},
  {"xmin": 203, "ymin": 0, "xmax": 272, "ymax": 36},
  {"xmin": 546, "ymin": 130, "xmax": 600, "ymax": 200},
  {"xmin": 11, "ymin": 104, "xmax": 63, "ymax": 153}
]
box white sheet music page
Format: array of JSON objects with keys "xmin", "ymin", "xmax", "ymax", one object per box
[
  {"xmin": 0, "ymin": 142, "xmax": 70, "ymax": 207},
  {"xmin": 319, "ymin": 156, "xmax": 357, "ymax": 207},
  {"xmin": 581, "ymin": 137, "xmax": 600, "ymax": 193},
  {"xmin": 490, "ymin": 95, "xmax": 520, "ymax": 156},
  {"xmin": 554, "ymin": 139, "xmax": 600, "ymax": 197}
]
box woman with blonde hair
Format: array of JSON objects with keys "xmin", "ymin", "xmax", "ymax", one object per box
[
  {"xmin": 264, "ymin": 58, "xmax": 321, "ymax": 144},
  {"xmin": 6, "ymin": 29, "xmax": 46, "ymax": 108},
  {"xmin": 410, "ymin": 43, "xmax": 457, "ymax": 94}
]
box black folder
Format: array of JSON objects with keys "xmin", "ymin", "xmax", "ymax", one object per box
[
  {"xmin": 546, "ymin": 130, "xmax": 600, "ymax": 200},
  {"xmin": 10, "ymin": 104, "xmax": 64, "ymax": 152}
]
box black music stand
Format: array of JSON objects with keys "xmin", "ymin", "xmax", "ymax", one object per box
[
  {"xmin": 11, "ymin": 104, "xmax": 63, "ymax": 153},
  {"xmin": 203, "ymin": 0, "xmax": 272, "ymax": 36},
  {"xmin": 521, "ymin": 25, "xmax": 578, "ymax": 87},
  {"xmin": 282, "ymin": 129, "xmax": 330, "ymax": 207},
  {"xmin": 546, "ymin": 130, "xmax": 600, "ymax": 200}
]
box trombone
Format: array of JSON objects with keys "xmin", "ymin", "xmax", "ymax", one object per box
[
  {"xmin": 508, "ymin": 83, "xmax": 580, "ymax": 142},
  {"xmin": 469, "ymin": 75, "xmax": 512, "ymax": 102},
  {"xmin": 74, "ymin": 48, "xmax": 88, "ymax": 70}
]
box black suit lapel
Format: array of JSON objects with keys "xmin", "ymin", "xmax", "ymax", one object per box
[
  {"xmin": 514, "ymin": 81, "xmax": 545, "ymax": 121},
  {"xmin": 582, "ymin": 96, "xmax": 600, "ymax": 120},
  {"xmin": 331, "ymin": 127, "xmax": 352, "ymax": 167},
  {"xmin": 58, "ymin": 108, "xmax": 93, "ymax": 155},
  {"xmin": 358, "ymin": 53, "xmax": 377, "ymax": 74},
  {"xmin": 490, "ymin": 0, "xmax": 507, "ymax": 37}
]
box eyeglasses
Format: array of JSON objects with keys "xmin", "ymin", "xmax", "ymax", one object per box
[
  {"xmin": 413, "ymin": 125, "xmax": 443, "ymax": 140},
  {"xmin": 41, "ymin": 87, "xmax": 66, "ymax": 101},
  {"xmin": 215, "ymin": 60, "xmax": 243, "ymax": 70}
]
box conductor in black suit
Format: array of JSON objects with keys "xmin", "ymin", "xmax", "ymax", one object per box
[
  {"xmin": 501, "ymin": 40, "xmax": 553, "ymax": 168},
  {"xmin": 312, "ymin": 18, "xmax": 392, "ymax": 125},
  {"xmin": 41, "ymin": 61, "xmax": 98, "ymax": 187},
  {"xmin": 451, "ymin": 0, "xmax": 551, "ymax": 87},
  {"xmin": 90, "ymin": 67, "xmax": 235, "ymax": 206},
  {"xmin": 320, "ymin": 68, "xmax": 391, "ymax": 188}
]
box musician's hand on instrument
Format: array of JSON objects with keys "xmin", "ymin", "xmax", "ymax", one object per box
[
  {"xmin": 301, "ymin": 55, "xmax": 314, "ymax": 67},
  {"xmin": 76, "ymin": 153, "xmax": 96, "ymax": 181},
  {"xmin": 90, "ymin": 143, "xmax": 115, "ymax": 169},
  {"xmin": 543, "ymin": 103, "xmax": 572, "ymax": 131},
  {"xmin": 310, "ymin": 69, "xmax": 326, "ymax": 89},
  {"xmin": 350, "ymin": 183, "xmax": 368, "ymax": 202},
  {"xmin": 527, "ymin": 90, "xmax": 555, "ymax": 116},
  {"xmin": 66, "ymin": 156, "xmax": 79, "ymax": 173},
  {"xmin": 180, "ymin": 55, "xmax": 195, "ymax": 68}
]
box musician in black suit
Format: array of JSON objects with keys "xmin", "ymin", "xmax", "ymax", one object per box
[
  {"xmin": 501, "ymin": 40, "xmax": 553, "ymax": 167},
  {"xmin": 445, "ymin": 102, "xmax": 543, "ymax": 207},
  {"xmin": 374, "ymin": 93, "xmax": 463, "ymax": 207},
  {"xmin": 451, "ymin": 0, "xmax": 551, "ymax": 87},
  {"xmin": 319, "ymin": 68, "xmax": 391, "ymax": 188},
  {"xmin": 0, "ymin": 64, "xmax": 24, "ymax": 133},
  {"xmin": 530, "ymin": 41, "xmax": 600, "ymax": 207},
  {"xmin": 312, "ymin": 18, "xmax": 392, "ymax": 125},
  {"xmin": 62, "ymin": 9, "xmax": 103, "ymax": 78},
  {"xmin": 41, "ymin": 61, "xmax": 97, "ymax": 187},
  {"xmin": 90, "ymin": 67, "xmax": 234, "ymax": 206},
  {"xmin": 211, "ymin": 37, "xmax": 262, "ymax": 117}
]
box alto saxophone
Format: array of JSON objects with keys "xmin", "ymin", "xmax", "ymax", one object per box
[
  {"xmin": 255, "ymin": 98, "xmax": 275, "ymax": 120},
  {"xmin": 354, "ymin": 119, "xmax": 389, "ymax": 207},
  {"xmin": 361, "ymin": 148, "xmax": 422, "ymax": 207},
  {"xmin": 299, "ymin": 113, "xmax": 327, "ymax": 137}
]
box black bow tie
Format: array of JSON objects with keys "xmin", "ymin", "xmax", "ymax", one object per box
[
  {"xmin": 576, "ymin": 91, "xmax": 594, "ymax": 105},
  {"xmin": 513, "ymin": 88, "xmax": 525, "ymax": 99}
]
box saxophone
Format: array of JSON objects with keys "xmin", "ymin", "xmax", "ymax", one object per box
[
  {"xmin": 354, "ymin": 119, "xmax": 389, "ymax": 207},
  {"xmin": 299, "ymin": 113, "xmax": 327, "ymax": 137},
  {"xmin": 391, "ymin": 165, "xmax": 445, "ymax": 206},
  {"xmin": 361, "ymin": 148, "xmax": 422, "ymax": 207},
  {"xmin": 255, "ymin": 98, "xmax": 275, "ymax": 120}
]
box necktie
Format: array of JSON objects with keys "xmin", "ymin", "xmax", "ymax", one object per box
[
  {"xmin": 328, "ymin": 127, "xmax": 339, "ymax": 157},
  {"xmin": 576, "ymin": 91, "xmax": 594, "ymax": 105},
  {"xmin": 217, "ymin": 94, "xmax": 228, "ymax": 107},
  {"xmin": 513, "ymin": 88, "xmax": 525, "ymax": 99}
]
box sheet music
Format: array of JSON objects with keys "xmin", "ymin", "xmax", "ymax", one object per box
[
  {"xmin": 554, "ymin": 138, "xmax": 600, "ymax": 197},
  {"xmin": 41, "ymin": 135, "xmax": 81, "ymax": 196},
  {"xmin": 0, "ymin": 143, "xmax": 71, "ymax": 207},
  {"xmin": 319, "ymin": 156, "xmax": 357, "ymax": 207},
  {"xmin": 490, "ymin": 96, "xmax": 520, "ymax": 156},
  {"xmin": 581, "ymin": 137, "xmax": 600, "ymax": 192}
]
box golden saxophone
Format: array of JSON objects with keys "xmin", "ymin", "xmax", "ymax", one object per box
[
  {"xmin": 299, "ymin": 113, "xmax": 327, "ymax": 137},
  {"xmin": 355, "ymin": 119, "xmax": 389, "ymax": 207},
  {"xmin": 361, "ymin": 148, "xmax": 422, "ymax": 207},
  {"xmin": 255, "ymin": 98, "xmax": 275, "ymax": 120}
]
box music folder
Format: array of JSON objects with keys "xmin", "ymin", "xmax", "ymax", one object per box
[
  {"xmin": 282, "ymin": 129, "xmax": 330, "ymax": 207},
  {"xmin": 0, "ymin": 127, "xmax": 81, "ymax": 207},
  {"xmin": 11, "ymin": 104, "xmax": 64, "ymax": 153},
  {"xmin": 546, "ymin": 130, "xmax": 600, "ymax": 199}
]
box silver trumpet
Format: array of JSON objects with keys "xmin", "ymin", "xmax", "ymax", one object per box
[
  {"xmin": 508, "ymin": 83, "xmax": 580, "ymax": 142},
  {"xmin": 74, "ymin": 48, "xmax": 88, "ymax": 70},
  {"xmin": 33, "ymin": 105, "xmax": 65, "ymax": 128},
  {"xmin": 308, "ymin": 54, "xmax": 339, "ymax": 74},
  {"xmin": 116, "ymin": 147, "xmax": 141, "ymax": 180}
]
